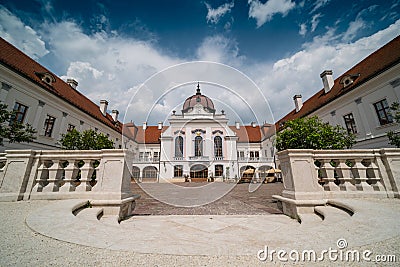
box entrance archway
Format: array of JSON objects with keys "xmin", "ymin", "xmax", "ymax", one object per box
[
  {"xmin": 240, "ymin": 165, "xmax": 255, "ymax": 183},
  {"xmin": 190, "ymin": 164, "xmax": 208, "ymax": 182}
]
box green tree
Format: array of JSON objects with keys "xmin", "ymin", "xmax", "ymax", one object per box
[
  {"xmin": 387, "ymin": 102, "xmax": 400, "ymax": 147},
  {"xmin": 60, "ymin": 129, "xmax": 114, "ymax": 150},
  {"xmin": 0, "ymin": 103, "xmax": 36, "ymax": 146},
  {"xmin": 275, "ymin": 116, "xmax": 355, "ymax": 151}
]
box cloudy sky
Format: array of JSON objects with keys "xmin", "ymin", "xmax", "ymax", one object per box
[{"xmin": 0, "ymin": 0, "xmax": 399, "ymax": 125}]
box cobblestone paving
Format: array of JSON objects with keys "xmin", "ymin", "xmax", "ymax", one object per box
[{"xmin": 131, "ymin": 182, "xmax": 284, "ymax": 215}]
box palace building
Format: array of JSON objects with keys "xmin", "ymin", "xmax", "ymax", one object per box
[
  {"xmin": 1, "ymin": 35, "xmax": 399, "ymax": 182},
  {"xmin": 124, "ymin": 83, "xmax": 275, "ymax": 182}
]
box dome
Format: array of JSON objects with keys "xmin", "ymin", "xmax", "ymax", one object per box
[{"xmin": 182, "ymin": 83, "xmax": 215, "ymax": 113}]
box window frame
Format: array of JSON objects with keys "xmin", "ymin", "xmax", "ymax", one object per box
[
  {"xmin": 343, "ymin": 113, "xmax": 357, "ymax": 134},
  {"xmin": 214, "ymin": 136, "xmax": 223, "ymax": 158},
  {"xmin": 11, "ymin": 102, "xmax": 28, "ymax": 124},
  {"xmin": 373, "ymin": 99, "xmax": 393, "ymax": 126},
  {"xmin": 174, "ymin": 165, "xmax": 183, "ymax": 177},
  {"xmin": 43, "ymin": 114, "xmax": 56, "ymax": 137}
]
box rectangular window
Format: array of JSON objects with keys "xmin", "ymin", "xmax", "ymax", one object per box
[
  {"xmin": 174, "ymin": 165, "xmax": 183, "ymax": 177},
  {"xmin": 343, "ymin": 113, "xmax": 357, "ymax": 134},
  {"xmin": 215, "ymin": 165, "xmax": 223, "ymax": 177},
  {"xmin": 374, "ymin": 99, "xmax": 393, "ymax": 126},
  {"xmin": 139, "ymin": 152, "xmax": 144, "ymax": 160},
  {"xmin": 44, "ymin": 115, "xmax": 56, "ymax": 137},
  {"xmin": 255, "ymin": 151, "xmax": 259, "ymax": 159},
  {"xmin": 67, "ymin": 124, "xmax": 75, "ymax": 132},
  {"xmin": 11, "ymin": 102, "xmax": 28, "ymax": 124},
  {"xmin": 154, "ymin": 152, "xmax": 159, "ymax": 158},
  {"xmin": 250, "ymin": 151, "xmax": 254, "ymax": 159},
  {"xmin": 239, "ymin": 151, "xmax": 244, "ymax": 158}
]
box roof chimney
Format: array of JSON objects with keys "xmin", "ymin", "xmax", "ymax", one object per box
[
  {"xmin": 293, "ymin": 95, "xmax": 303, "ymax": 112},
  {"xmin": 143, "ymin": 122, "xmax": 147, "ymax": 130},
  {"xmin": 235, "ymin": 121, "xmax": 240, "ymax": 130},
  {"xmin": 320, "ymin": 70, "xmax": 334, "ymax": 93},
  {"xmin": 157, "ymin": 122, "xmax": 163, "ymax": 130},
  {"xmin": 251, "ymin": 122, "xmax": 256, "ymax": 128},
  {"xmin": 99, "ymin": 100, "xmax": 108, "ymax": 116},
  {"xmin": 111, "ymin": 110, "xmax": 119, "ymax": 122},
  {"xmin": 67, "ymin": 78, "xmax": 78, "ymax": 89}
]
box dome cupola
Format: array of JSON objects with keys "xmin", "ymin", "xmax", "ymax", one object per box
[{"xmin": 182, "ymin": 83, "xmax": 215, "ymax": 114}]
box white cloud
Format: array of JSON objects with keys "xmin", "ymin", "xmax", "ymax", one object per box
[
  {"xmin": 205, "ymin": 1, "xmax": 234, "ymax": 24},
  {"xmin": 1, "ymin": 5, "xmax": 400, "ymax": 126},
  {"xmin": 248, "ymin": 0, "xmax": 296, "ymax": 28},
  {"xmin": 311, "ymin": 13, "xmax": 322, "ymax": 32},
  {"xmin": 342, "ymin": 18, "xmax": 366, "ymax": 42},
  {"xmin": 299, "ymin": 23, "xmax": 307, "ymax": 36},
  {"xmin": 196, "ymin": 35, "xmax": 244, "ymax": 67},
  {"xmin": 310, "ymin": 0, "xmax": 330, "ymax": 14},
  {"xmin": 254, "ymin": 19, "xmax": 400, "ymax": 120},
  {"xmin": 0, "ymin": 5, "xmax": 49, "ymax": 59}
]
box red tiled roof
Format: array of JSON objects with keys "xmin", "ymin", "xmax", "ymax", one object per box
[
  {"xmin": 276, "ymin": 35, "xmax": 400, "ymax": 130},
  {"xmin": 0, "ymin": 37, "xmax": 122, "ymax": 133},
  {"xmin": 230, "ymin": 125, "xmax": 262, "ymax": 143},
  {"xmin": 128, "ymin": 125, "xmax": 168, "ymax": 144}
]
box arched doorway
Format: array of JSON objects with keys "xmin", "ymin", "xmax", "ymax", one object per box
[
  {"xmin": 190, "ymin": 164, "xmax": 208, "ymax": 182},
  {"xmin": 143, "ymin": 166, "xmax": 158, "ymax": 182},
  {"xmin": 240, "ymin": 165, "xmax": 255, "ymax": 183},
  {"xmin": 132, "ymin": 166, "xmax": 140, "ymax": 182}
]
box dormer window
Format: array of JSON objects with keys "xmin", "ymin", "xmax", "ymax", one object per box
[
  {"xmin": 35, "ymin": 72, "xmax": 56, "ymax": 86},
  {"xmin": 340, "ymin": 74, "xmax": 360, "ymax": 88}
]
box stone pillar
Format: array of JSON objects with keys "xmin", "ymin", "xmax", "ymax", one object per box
[
  {"xmin": 32, "ymin": 100, "xmax": 45, "ymax": 132},
  {"xmin": 354, "ymin": 97, "xmax": 372, "ymax": 138},
  {"xmin": 273, "ymin": 149, "xmax": 325, "ymax": 219},
  {"xmin": 58, "ymin": 112, "xmax": 68, "ymax": 140},
  {"xmin": 0, "ymin": 150, "xmax": 36, "ymax": 201},
  {"xmin": 379, "ymin": 148, "xmax": 400, "ymax": 198}
]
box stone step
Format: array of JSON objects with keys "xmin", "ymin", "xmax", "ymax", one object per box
[
  {"xmin": 75, "ymin": 207, "xmax": 103, "ymax": 222},
  {"xmin": 314, "ymin": 206, "xmax": 352, "ymax": 223},
  {"xmin": 298, "ymin": 213, "xmax": 323, "ymax": 224}
]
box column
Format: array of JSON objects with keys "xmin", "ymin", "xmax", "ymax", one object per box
[
  {"xmin": 58, "ymin": 112, "xmax": 68, "ymax": 140},
  {"xmin": 32, "ymin": 100, "xmax": 45, "ymax": 135},
  {"xmin": 355, "ymin": 97, "xmax": 372, "ymax": 138},
  {"xmin": 186, "ymin": 127, "xmax": 191, "ymax": 158}
]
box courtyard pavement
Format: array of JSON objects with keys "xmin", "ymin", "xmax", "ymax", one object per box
[{"xmin": 1, "ymin": 182, "xmax": 400, "ymax": 266}]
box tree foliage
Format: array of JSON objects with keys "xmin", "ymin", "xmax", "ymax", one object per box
[
  {"xmin": 387, "ymin": 102, "xmax": 400, "ymax": 148},
  {"xmin": 0, "ymin": 103, "xmax": 36, "ymax": 146},
  {"xmin": 275, "ymin": 116, "xmax": 355, "ymax": 151},
  {"xmin": 59, "ymin": 129, "xmax": 114, "ymax": 150}
]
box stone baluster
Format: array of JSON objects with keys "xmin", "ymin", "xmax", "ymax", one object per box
[
  {"xmin": 32, "ymin": 160, "xmax": 49, "ymax": 192},
  {"xmin": 42, "ymin": 160, "xmax": 62, "ymax": 192},
  {"xmin": 75, "ymin": 160, "xmax": 95, "ymax": 192},
  {"xmin": 353, "ymin": 159, "xmax": 373, "ymax": 191},
  {"xmin": 320, "ymin": 159, "xmax": 339, "ymax": 191},
  {"xmin": 367, "ymin": 160, "xmax": 385, "ymax": 191},
  {"xmin": 336, "ymin": 159, "xmax": 356, "ymax": 191},
  {"xmin": 59, "ymin": 160, "xmax": 79, "ymax": 192}
]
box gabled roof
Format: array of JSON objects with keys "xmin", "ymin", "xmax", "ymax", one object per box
[
  {"xmin": 123, "ymin": 125, "xmax": 168, "ymax": 144},
  {"xmin": 230, "ymin": 126, "xmax": 262, "ymax": 143},
  {"xmin": 0, "ymin": 37, "xmax": 122, "ymax": 133},
  {"xmin": 276, "ymin": 35, "xmax": 400, "ymax": 130}
]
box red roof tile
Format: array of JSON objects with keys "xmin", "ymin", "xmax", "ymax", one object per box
[
  {"xmin": 276, "ymin": 35, "xmax": 400, "ymax": 129},
  {"xmin": 230, "ymin": 125, "xmax": 262, "ymax": 143},
  {"xmin": 0, "ymin": 37, "xmax": 122, "ymax": 134}
]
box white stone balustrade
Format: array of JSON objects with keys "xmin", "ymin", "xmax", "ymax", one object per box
[
  {"xmin": 273, "ymin": 149, "xmax": 400, "ymax": 219},
  {"xmin": 0, "ymin": 149, "xmax": 139, "ymax": 220}
]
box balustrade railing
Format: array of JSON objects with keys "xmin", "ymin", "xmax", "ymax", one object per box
[{"xmin": 31, "ymin": 151, "xmax": 101, "ymax": 194}]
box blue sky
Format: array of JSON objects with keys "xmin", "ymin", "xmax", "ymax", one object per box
[{"xmin": 0, "ymin": 0, "xmax": 400, "ymax": 124}]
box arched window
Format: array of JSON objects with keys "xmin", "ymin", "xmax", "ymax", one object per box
[
  {"xmin": 214, "ymin": 136, "xmax": 223, "ymax": 158},
  {"xmin": 175, "ymin": 136, "xmax": 184, "ymax": 158},
  {"xmin": 194, "ymin": 136, "xmax": 203, "ymax": 157}
]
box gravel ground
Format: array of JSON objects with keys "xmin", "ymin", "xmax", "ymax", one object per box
[{"xmin": 0, "ymin": 200, "xmax": 399, "ymax": 266}]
